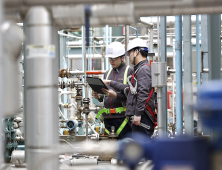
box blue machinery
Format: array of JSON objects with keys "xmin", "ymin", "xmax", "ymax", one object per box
[{"xmin": 119, "ymin": 80, "xmax": 222, "ymax": 170}]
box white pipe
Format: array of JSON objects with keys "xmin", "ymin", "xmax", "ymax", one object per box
[
  {"xmin": 58, "ymin": 31, "xmax": 81, "ymax": 39},
  {"xmin": 69, "ymin": 97, "xmax": 76, "ymax": 120}
]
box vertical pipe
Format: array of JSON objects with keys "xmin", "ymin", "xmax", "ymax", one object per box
[
  {"xmin": 105, "ymin": 25, "xmax": 109, "ymax": 70},
  {"xmin": 200, "ymin": 15, "xmax": 210, "ymax": 135},
  {"xmin": 172, "ymin": 76, "xmax": 175, "ymax": 123},
  {"xmin": 149, "ymin": 28, "xmax": 153, "ymax": 53},
  {"xmin": 125, "ymin": 25, "xmax": 130, "ymax": 65},
  {"xmin": 196, "ymin": 15, "xmax": 201, "ymax": 91},
  {"xmin": 157, "ymin": 16, "xmax": 160, "ymax": 62},
  {"xmin": 183, "ymin": 15, "xmax": 194, "ymax": 137},
  {"xmin": 208, "ymin": 14, "xmax": 221, "ymax": 80},
  {"xmin": 175, "ymin": 15, "xmax": 183, "ymax": 135},
  {"xmin": 0, "ymin": 0, "xmax": 3, "ymax": 164},
  {"xmin": 25, "ymin": 6, "xmax": 59, "ymax": 170},
  {"xmin": 82, "ymin": 26, "xmax": 89, "ymax": 140},
  {"xmin": 160, "ymin": 16, "xmax": 167, "ymax": 138},
  {"xmin": 201, "ymin": 15, "xmax": 209, "ymax": 82},
  {"xmin": 82, "ymin": 26, "xmax": 86, "ymax": 98},
  {"xmin": 208, "ymin": 14, "xmax": 221, "ymax": 142},
  {"xmin": 157, "ymin": 88, "xmax": 163, "ymax": 137}
]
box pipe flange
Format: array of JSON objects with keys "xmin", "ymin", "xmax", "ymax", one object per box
[
  {"xmin": 82, "ymin": 108, "xmax": 90, "ymax": 114},
  {"xmin": 76, "ymin": 96, "xmax": 82, "ymax": 100},
  {"xmin": 83, "ymin": 98, "xmax": 90, "ymax": 104}
]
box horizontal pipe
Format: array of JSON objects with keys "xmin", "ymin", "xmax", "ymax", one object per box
[
  {"xmin": 202, "ymin": 68, "xmax": 222, "ymax": 73},
  {"xmin": 86, "ymin": 71, "xmax": 103, "ymax": 75},
  {"xmin": 69, "ymin": 70, "xmax": 106, "ymax": 75}
]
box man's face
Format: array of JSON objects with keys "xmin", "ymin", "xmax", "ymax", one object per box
[
  {"xmin": 128, "ymin": 50, "xmax": 134, "ymax": 64},
  {"xmin": 109, "ymin": 57, "xmax": 122, "ymax": 68}
]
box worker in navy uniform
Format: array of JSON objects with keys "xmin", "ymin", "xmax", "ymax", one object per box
[
  {"xmin": 93, "ymin": 42, "xmax": 133, "ymax": 139},
  {"xmin": 103, "ymin": 38, "xmax": 156, "ymax": 137}
]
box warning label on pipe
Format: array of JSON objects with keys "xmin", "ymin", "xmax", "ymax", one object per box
[{"xmin": 26, "ymin": 45, "xmax": 55, "ymax": 58}]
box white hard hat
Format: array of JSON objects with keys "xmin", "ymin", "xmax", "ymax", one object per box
[
  {"xmin": 125, "ymin": 38, "xmax": 149, "ymax": 57},
  {"xmin": 106, "ymin": 42, "xmax": 125, "ymax": 58}
]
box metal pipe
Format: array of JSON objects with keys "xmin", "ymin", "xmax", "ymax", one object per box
[
  {"xmin": 157, "ymin": 16, "xmax": 160, "ymax": 61},
  {"xmin": 208, "ymin": 14, "xmax": 221, "ymax": 142},
  {"xmin": 208, "ymin": 14, "xmax": 221, "ymax": 80},
  {"xmin": 160, "ymin": 16, "xmax": 167, "ymax": 138},
  {"xmin": 69, "ymin": 97, "xmax": 76, "ymax": 120},
  {"xmin": 149, "ymin": 28, "xmax": 154, "ymax": 53},
  {"xmin": 105, "ymin": 25, "xmax": 109, "ymax": 70},
  {"xmin": 25, "ymin": 6, "xmax": 59, "ymax": 170},
  {"xmin": 0, "ymin": 0, "xmax": 3, "ymax": 163},
  {"xmin": 125, "ymin": 25, "xmax": 130, "ymax": 65},
  {"xmin": 183, "ymin": 15, "xmax": 194, "ymax": 137},
  {"xmin": 139, "ymin": 18, "xmax": 153, "ymax": 29},
  {"xmin": 82, "ymin": 26, "xmax": 86, "ymax": 99},
  {"xmin": 157, "ymin": 87, "xmax": 163, "ymax": 137},
  {"xmin": 58, "ymin": 31, "xmax": 81, "ymax": 39},
  {"xmin": 129, "ymin": 26, "xmax": 138, "ymax": 38},
  {"xmin": 196, "ymin": 15, "xmax": 201, "ymax": 91},
  {"xmin": 175, "ymin": 15, "xmax": 183, "ymax": 135},
  {"xmin": 202, "ymin": 68, "xmax": 222, "ymax": 73}
]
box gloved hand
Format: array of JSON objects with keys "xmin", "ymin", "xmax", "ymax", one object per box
[{"xmin": 92, "ymin": 91, "xmax": 100, "ymax": 99}]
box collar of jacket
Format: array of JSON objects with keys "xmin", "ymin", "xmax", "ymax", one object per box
[
  {"xmin": 134, "ymin": 59, "xmax": 148, "ymax": 71},
  {"xmin": 113, "ymin": 62, "xmax": 126, "ymax": 73}
]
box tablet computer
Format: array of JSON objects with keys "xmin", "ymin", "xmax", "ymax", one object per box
[{"xmin": 86, "ymin": 77, "xmax": 108, "ymax": 94}]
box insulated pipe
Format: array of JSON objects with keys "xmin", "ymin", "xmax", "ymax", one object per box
[
  {"xmin": 160, "ymin": 16, "xmax": 167, "ymax": 138},
  {"xmin": 25, "ymin": 6, "xmax": 59, "ymax": 170},
  {"xmin": 69, "ymin": 97, "xmax": 76, "ymax": 120},
  {"xmin": 196, "ymin": 15, "xmax": 201, "ymax": 91},
  {"xmin": 0, "ymin": 0, "xmax": 3, "ymax": 164},
  {"xmin": 175, "ymin": 15, "xmax": 183, "ymax": 135},
  {"xmin": 183, "ymin": 15, "xmax": 194, "ymax": 137}
]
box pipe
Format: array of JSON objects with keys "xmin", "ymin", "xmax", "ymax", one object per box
[
  {"xmin": 160, "ymin": 16, "xmax": 167, "ymax": 138},
  {"xmin": 105, "ymin": 25, "xmax": 109, "ymax": 70},
  {"xmin": 0, "ymin": 1, "xmax": 2, "ymax": 163},
  {"xmin": 25, "ymin": 6, "xmax": 59, "ymax": 170},
  {"xmin": 196, "ymin": 15, "xmax": 201, "ymax": 91},
  {"xmin": 58, "ymin": 31, "xmax": 81, "ymax": 39},
  {"xmin": 82, "ymin": 26, "xmax": 86, "ymax": 99},
  {"xmin": 175, "ymin": 15, "xmax": 183, "ymax": 135},
  {"xmin": 139, "ymin": 18, "xmax": 153, "ymax": 29},
  {"xmin": 202, "ymin": 68, "xmax": 222, "ymax": 73},
  {"xmin": 125, "ymin": 25, "xmax": 130, "ymax": 65},
  {"xmin": 149, "ymin": 28, "xmax": 154, "ymax": 53},
  {"xmin": 183, "ymin": 15, "xmax": 194, "ymax": 137},
  {"xmin": 157, "ymin": 88, "xmax": 163, "ymax": 137},
  {"xmin": 69, "ymin": 97, "xmax": 76, "ymax": 120},
  {"xmin": 129, "ymin": 26, "xmax": 138, "ymax": 38},
  {"xmin": 157, "ymin": 16, "xmax": 160, "ymax": 61}
]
